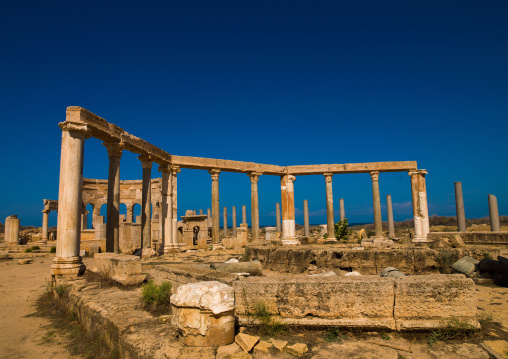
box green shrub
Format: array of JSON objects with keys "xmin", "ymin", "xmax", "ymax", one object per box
[
  {"xmin": 24, "ymin": 248, "xmax": 33, "ymax": 253},
  {"xmin": 31, "ymin": 245, "xmax": 40, "ymax": 251},
  {"xmin": 50, "ymin": 246, "xmax": 56, "ymax": 253},
  {"xmin": 324, "ymin": 327, "xmax": 348, "ymax": 343},
  {"xmin": 428, "ymin": 318, "xmax": 478, "ymax": 347},
  {"xmin": 252, "ymin": 302, "xmax": 285, "ymax": 336},
  {"xmin": 334, "ymin": 219, "xmax": 353, "ymax": 241},
  {"xmin": 141, "ymin": 280, "xmax": 172, "ymax": 315}
]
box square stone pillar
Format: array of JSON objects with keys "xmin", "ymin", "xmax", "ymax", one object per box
[
  {"xmin": 103, "ymin": 141, "xmax": 123, "ymax": 253},
  {"xmin": 281, "ymin": 175, "xmax": 299, "ymax": 245},
  {"xmin": 51, "ymin": 120, "xmax": 89, "ymax": 276},
  {"xmin": 5, "ymin": 215, "xmax": 20, "ymax": 244},
  {"xmin": 248, "ymin": 172, "xmax": 262, "ymax": 242}
]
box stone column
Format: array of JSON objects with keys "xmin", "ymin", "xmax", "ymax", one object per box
[
  {"xmin": 455, "ymin": 182, "xmax": 466, "ymax": 232},
  {"xmin": 42, "ymin": 210, "xmax": 49, "ymax": 241},
  {"xmin": 171, "ymin": 166, "xmax": 181, "ymax": 247},
  {"xmin": 159, "ymin": 164, "xmax": 173, "ymax": 253},
  {"xmin": 339, "ymin": 199, "xmax": 345, "ymax": 221},
  {"xmin": 207, "ymin": 208, "xmax": 212, "ymax": 228},
  {"xmin": 281, "ymin": 175, "xmax": 298, "ymax": 244},
  {"xmin": 81, "ymin": 210, "xmax": 88, "ymax": 230},
  {"xmin": 249, "ymin": 172, "xmax": 262, "ymax": 242},
  {"xmin": 418, "ymin": 170, "xmax": 430, "ymax": 237},
  {"xmin": 92, "ymin": 206, "xmax": 100, "ymax": 229},
  {"xmin": 324, "ymin": 173, "xmax": 337, "ymax": 242},
  {"xmin": 386, "ymin": 195, "xmax": 395, "ymax": 239},
  {"xmin": 199, "ymin": 209, "xmax": 203, "ymax": 215},
  {"xmin": 409, "ymin": 170, "xmax": 429, "ymax": 241},
  {"xmin": 276, "ymin": 203, "xmax": 281, "ymax": 233},
  {"xmin": 5, "ymin": 216, "xmax": 20, "ymax": 244},
  {"xmin": 223, "ymin": 207, "xmax": 228, "ymax": 237},
  {"xmin": 51, "ymin": 121, "xmax": 88, "ymax": 276},
  {"xmin": 139, "ymin": 156, "xmax": 153, "ymax": 253},
  {"xmin": 126, "ymin": 204, "xmax": 133, "ymax": 223},
  {"xmin": 232, "ymin": 206, "xmax": 237, "ymax": 237},
  {"xmin": 209, "ymin": 169, "xmax": 221, "ymax": 244},
  {"xmin": 370, "ymin": 171, "xmax": 383, "ymax": 239},
  {"xmin": 104, "ymin": 142, "xmax": 123, "ymax": 253},
  {"xmin": 303, "ymin": 199, "xmax": 310, "ymax": 237},
  {"xmin": 242, "ymin": 205, "xmax": 247, "ymax": 224},
  {"xmin": 409, "ymin": 171, "xmax": 422, "ymax": 239},
  {"xmin": 488, "ymin": 194, "xmax": 501, "ymax": 232}
]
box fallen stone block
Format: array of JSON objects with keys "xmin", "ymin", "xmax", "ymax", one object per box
[
  {"xmin": 216, "ymin": 343, "xmax": 241, "ymax": 359},
  {"xmin": 18, "ymin": 259, "xmax": 31, "ymax": 265},
  {"xmin": 171, "ymin": 281, "xmax": 235, "ymax": 347},
  {"xmin": 235, "ymin": 333, "xmax": 259, "ymax": 352},
  {"xmin": 211, "ymin": 261, "xmax": 262, "ymax": 276},
  {"xmin": 253, "ymin": 340, "xmax": 273, "ymax": 353},
  {"xmin": 451, "ymin": 256, "xmax": 479, "ymax": 276},
  {"xmin": 480, "ymin": 340, "xmax": 508, "ymax": 359},
  {"xmin": 270, "ymin": 339, "xmax": 288, "ymax": 353},
  {"xmin": 380, "ymin": 267, "xmax": 405, "ymax": 278},
  {"xmin": 92, "ymin": 253, "xmax": 146, "ymax": 285},
  {"xmin": 286, "ymin": 343, "xmax": 309, "ymax": 357},
  {"xmin": 450, "ymin": 234, "xmax": 465, "ymax": 248},
  {"xmin": 344, "ymin": 271, "xmax": 361, "ymax": 276}
]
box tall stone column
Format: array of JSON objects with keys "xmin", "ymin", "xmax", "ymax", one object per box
[
  {"xmin": 249, "ymin": 172, "xmax": 262, "ymax": 242},
  {"xmin": 276, "ymin": 203, "xmax": 281, "ymax": 233},
  {"xmin": 92, "ymin": 206, "xmax": 100, "ymax": 229},
  {"xmin": 242, "ymin": 205, "xmax": 247, "ymax": 224},
  {"xmin": 418, "ymin": 170, "xmax": 429, "ymax": 237},
  {"xmin": 409, "ymin": 170, "xmax": 429, "ymax": 241},
  {"xmin": 370, "ymin": 171, "xmax": 383, "ymax": 239},
  {"xmin": 455, "ymin": 182, "xmax": 466, "ymax": 232},
  {"xmin": 324, "ymin": 173, "xmax": 337, "ymax": 242},
  {"xmin": 42, "ymin": 210, "xmax": 49, "ymax": 241},
  {"xmin": 232, "ymin": 206, "xmax": 237, "ymax": 237},
  {"xmin": 158, "ymin": 164, "xmax": 174, "ymax": 253},
  {"xmin": 488, "ymin": 194, "xmax": 500, "ymax": 232},
  {"xmin": 171, "ymin": 166, "xmax": 181, "ymax": 247},
  {"xmin": 303, "ymin": 200, "xmax": 310, "ymax": 237},
  {"xmin": 339, "ymin": 199, "xmax": 345, "ymax": 221},
  {"xmin": 207, "ymin": 208, "xmax": 212, "ymax": 228},
  {"xmin": 281, "ymin": 175, "xmax": 298, "ymax": 244},
  {"xmin": 209, "ymin": 169, "xmax": 221, "ymax": 244},
  {"xmin": 81, "ymin": 210, "xmax": 88, "ymax": 230},
  {"xmin": 139, "ymin": 156, "xmax": 153, "ymax": 253},
  {"xmin": 51, "ymin": 121, "xmax": 88, "ymax": 276},
  {"xmin": 223, "ymin": 207, "xmax": 228, "ymax": 237},
  {"xmin": 104, "ymin": 142, "xmax": 123, "ymax": 253},
  {"xmin": 409, "ymin": 171, "xmax": 422, "ymax": 239},
  {"xmin": 386, "ymin": 195, "xmax": 395, "ymax": 239}
]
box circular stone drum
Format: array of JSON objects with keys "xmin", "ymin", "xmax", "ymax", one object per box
[{"xmin": 170, "ymin": 281, "xmax": 235, "ymax": 347}]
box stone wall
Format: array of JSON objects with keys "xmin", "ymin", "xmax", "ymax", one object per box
[
  {"xmin": 153, "ymin": 264, "xmax": 239, "ymax": 290},
  {"xmin": 428, "ymin": 232, "xmax": 508, "ymax": 245}
]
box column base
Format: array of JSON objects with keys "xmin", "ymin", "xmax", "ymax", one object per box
[
  {"xmin": 412, "ymin": 237, "xmax": 431, "ymax": 243},
  {"xmin": 324, "ymin": 237, "xmax": 339, "ymax": 244},
  {"xmin": 142, "ymin": 248, "xmax": 156, "ymax": 258},
  {"xmin": 36, "ymin": 240, "xmax": 48, "ymax": 245},
  {"xmin": 281, "ymin": 238, "xmax": 300, "ymax": 246},
  {"xmin": 161, "ymin": 244, "xmax": 180, "ymax": 254},
  {"xmin": 51, "ymin": 256, "xmax": 86, "ymax": 276},
  {"xmin": 210, "ymin": 243, "xmax": 224, "ymax": 250}
]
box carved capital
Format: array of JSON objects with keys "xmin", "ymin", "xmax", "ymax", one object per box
[
  {"xmin": 42, "ymin": 209, "xmax": 50, "ymax": 214},
  {"xmin": 281, "ymin": 174, "xmax": 296, "ymax": 184},
  {"xmin": 158, "ymin": 163, "xmax": 171, "ymax": 173},
  {"xmin": 324, "ymin": 172, "xmax": 333, "ymax": 183},
  {"xmin": 138, "ymin": 155, "xmax": 153, "ymax": 169},
  {"xmin": 248, "ymin": 172, "xmax": 262, "ymax": 183},
  {"xmin": 103, "ymin": 141, "xmax": 124, "ymax": 158},
  {"xmin": 58, "ymin": 121, "xmax": 91, "ymax": 139},
  {"xmin": 171, "ymin": 165, "xmax": 181, "ymax": 176},
  {"xmin": 209, "ymin": 169, "xmax": 221, "ymax": 180},
  {"xmin": 408, "ymin": 169, "xmax": 427, "ymax": 177},
  {"xmin": 370, "ymin": 171, "xmax": 379, "ymax": 181}
]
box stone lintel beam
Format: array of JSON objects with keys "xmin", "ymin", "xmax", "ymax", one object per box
[
  {"xmin": 170, "ymin": 155, "xmax": 283, "ymax": 175},
  {"xmin": 286, "ymin": 161, "xmax": 418, "ymax": 175}
]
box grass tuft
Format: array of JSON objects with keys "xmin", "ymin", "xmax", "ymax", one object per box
[
  {"xmin": 141, "ymin": 280, "xmax": 172, "ymax": 315},
  {"xmin": 428, "ymin": 318, "xmax": 478, "ymax": 347},
  {"xmin": 324, "ymin": 327, "xmax": 348, "ymax": 343}
]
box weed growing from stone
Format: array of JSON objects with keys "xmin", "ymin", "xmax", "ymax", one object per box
[
  {"xmin": 24, "ymin": 248, "xmax": 33, "ymax": 253},
  {"xmin": 252, "ymin": 302, "xmax": 285, "ymax": 337},
  {"xmin": 381, "ymin": 334, "xmax": 391, "ymax": 340},
  {"xmin": 31, "ymin": 245, "xmax": 40, "ymax": 251},
  {"xmin": 141, "ymin": 280, "xmax": 172, "ymax": 315},
  {"xmin": 324, "ymin": 327, "xmax": 348, "ymax": 343},
  {"xmin": 50, "ymin": 246, "xmax": 56, "ymax": 253},
  {"xmin": 427, "ymin": 318, "xmax": 478, "ymax": 347}
]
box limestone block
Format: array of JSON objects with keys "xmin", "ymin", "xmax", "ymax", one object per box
[
  {"xmin": 450, "ymin": 234, "xmax": 465, "ymax": 248},
  {"xmin": 234, "ymin": 276, "xmax": 396, "ymax": 329},
  {"xmin": 211, "ymin": 261, "xmax": 262, "ymax": 276},
  {"xmin": 394, "ymin": 274, "xmax": 478, "ymax": 330},
  {"xmin": 92, "ymin": 253, "xmax": 146, "ymax": 285},
  {"xmin": 235, "ymin": 333, "xmax": 259, "ymax": 352},
  {"xmin": 380, "ymin": 267, "xmax": 405, "ymax": 278},
  {"xmin": 265, "ymin": 227, "xmax": 276, "ymax": 241},
  {"xmin": 253, "ymin": 340, "xmax": 273, "ymax": 353},
  {"xmin": 451, "ymin": 256, "xmax": 479, "ymax": 276},
  {"xmin": 270, "ymin": 339, "xmax": 288, "ymax": 353},
  {"xmin": 5, "ymin": 216, "xmax": 20, "ymax": 244},
  {"xmin": 171, "ymin": 281, "xmax": 235, "ymax": 347},
  {"xmin": 286, "ymin": 343, "xmax": 308, "ymax": 357},
  {"xmin": 216, "ymin": 343, "xmax": 241, "ymax": 359},
  {"xmin": 94, "ymin": 222, "xmax": 106, "ymax": 240}
]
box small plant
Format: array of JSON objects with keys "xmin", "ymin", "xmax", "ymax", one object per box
[
  {"xmin": 324, "ymin": 327, "xmax": 348, "ymax": 343},
  {"xmin": 141, "ymin": 280, "xmax": 172, "ymax": 315},
  {"xmin": 24, "ymin": 248, "xmax": 33, "ymax": 253},
  {"xmin": 397, "ymin": 354, "xmax": 407, "ymax": 359},
  {"xmin": 50, "ymin": 246, "xmax": 56, "ymax": 253},
  {"xmin": 428, "ymin": 318, "xmax": 478, "ymax": 347},
  {"xmin": 381, "ymin": 334, "xmax": 391, "ymax": 340},
  {"xmin": 31, "ymin": 245, "xmax": 41, "ymax": 251},
  {"xmin": 252, "ymin": 301, "xmax": 285, "ymax": 336},
  {"xmin": 54, "ymin": 283, "xmax": 69, "ymax": 298},
  {"xmin": 334, "ymin": 219, "xmax": 353, "ymax": 241},
  {"xmin": 481, "ymin": 251, "xmax": 493, "ymax": 260}
]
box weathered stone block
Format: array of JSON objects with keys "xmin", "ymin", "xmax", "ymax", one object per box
[
  {"xmin": 235, "ymin": 333, "xmax": 259, "ymax": 352},
  {"xmin": 394, "ymin": 274, "xmax": 477, "ymax": 330},
  {"xmin": 286, "ymin": 343, "xmax": 308, "ymax": 357},
  {"xmin": 451, "ymin": 256, "xmax": 479, "ymax": 275},
  {"xmin": 92, "ymin": 253, "xmax": 146, "ymax": 285}
]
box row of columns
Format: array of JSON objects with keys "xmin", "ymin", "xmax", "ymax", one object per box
[{"xmin": 455, "ymin": 182, "xmax": 501, "ymax": 232}]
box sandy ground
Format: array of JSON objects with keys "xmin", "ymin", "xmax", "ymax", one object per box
[{"xmin": 0, "ymin": 256, "xmax": 74, "ymax": 359}]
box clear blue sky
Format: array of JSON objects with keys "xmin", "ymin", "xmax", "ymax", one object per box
[{"xmin": 1, "ymin": 1, "xmax": 507, "ymax": 227}]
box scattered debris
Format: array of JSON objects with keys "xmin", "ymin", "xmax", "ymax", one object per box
[
  {"xmin": 380, "ymin": 267, "xmax": 405, "ymax": 278},
  {"xmin": 286, "ymin": 343, "xmax": 309, "ymax": 357},
  {"xmin": 451, "ymin": 256, "xmax": 479, "ymax": 276},
  {"xmin": 345, "ymin": 271, "xmax": 361, "ymax": 276},
  {"xmin": 235, "ymin": 333, "xmax": 259, "ymax": 352}
]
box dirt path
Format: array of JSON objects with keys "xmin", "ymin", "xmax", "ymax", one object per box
[{"xmin": 0, "ymin": 256, "xmax": 74, "ymax": 359}]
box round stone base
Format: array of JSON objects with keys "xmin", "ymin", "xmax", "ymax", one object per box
[
  {"xmin": 281, "ymin": 238, "xmax": 301, "ymax": 245},
  {"xmin": 51, "ymin": 256, "xmax": 86, "ymax": 276}
]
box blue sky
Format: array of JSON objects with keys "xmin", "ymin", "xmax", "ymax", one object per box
[{"xmin": 1, "ymin": 1, "xmax": 507, "ymax": 227}]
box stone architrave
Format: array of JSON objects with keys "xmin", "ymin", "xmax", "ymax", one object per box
[
  {"xmin": 280, "ymin": 175, "xmax": 299, "ymax": 245},
  {"xmin": 386, "ymin": 195, "xmax": 395, "ymax": 239},
  {"xmin": 223, "ymin": 207, "xmax": 228, "ymax": 238},
  {"xmin": 5, "ymin": 215, "xmax": 20, "ymax": 244},
  {"xmin": 275, "ymin": 203, "xmax": 281, "ymax": 233},
  {"xmin": 339, "ymin": 198, "xmax": 345, "ymax": 221},
  {"xmin": 303, "ymin": 200, "xmax": 310, "ymax": 237},
  {"xmin": 455, "ymin": 182, "xmax": 466, "ymax": 232},
  {"xmin": 232, "ymin": 206, "xmax": 237, "ymax": 237},
  {"xmin": 51, "ymin": 121, "xmax": 89, "ymax": 276},
  {"xmin": 409, "ymin": 170, "xmax": 430, "ymax": 242},
  {"xmin": 171, "ymin": 281, "xmax": 235, "ymax": 347},
  {"xmin": 324, "ymin": 173, "xmax": 338, "ymax": 243},
  {"xmin": 488, "ymin": 194, "xmax": 500, "ymax": 232},
  {"xmin": 209, "ymin": 169, "xmax": 221, "ymax": 244},
  {"xmin": 139, "ymin": 155, "xmax": 154, "ymax": 255},
  {"xmin": 103, "ymin": 141, "xmax": 123, "ymax": 253},
  {"xmin": 370, "ymin": 171, "xmax": 384, "ymax": 240},
  {"xmin": 249, "ymin": 172, "xmax": 262, "ymax": 242}
]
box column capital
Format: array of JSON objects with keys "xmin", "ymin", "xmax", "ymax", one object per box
[
  {"xmin": 138, "ymin": 155, "xmax": 153, "ymax": 169},
  {"xmin": 171, "ymin": 166, "xmax": 181, "ymax": 175},
  {"xmin": 58, "ymin": 121, "xmax": 91, "ymax": 139},
  {"xmin": 282, "ymin": 174, "xmax": 296, "ymax": 183},
  {"xmin": 42, "ymin": 209, "xmax": 50, "ymax": 214},
  {"xmin": 324, "ymin": 172, "xmax": 333, "ymax": 182},
  {"xmin": 248, "ymin": 172, "xmax": 262, "ymax": 183},
  {"xmin": 370, "ymin": 171, "xmax": 380, "ymax": 181},
  {"xmin": 209, "ymin": 169, "xmax": 221, "ymax": 180},
  {"xmin": 408, "ymin": 169, "xmax": 428, "ymax": 177},
  {"xmin": 158, "ymin": 163, "xmax": 171, "ymax": 173},
  {"xmin": 102, "ymin": 141, "xmax": 124, "ymax": 158}
]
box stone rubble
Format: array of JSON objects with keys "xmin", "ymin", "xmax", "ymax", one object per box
[{"xmin": 235, "ymin": 333, "xmax": 259, "ymax": 352}]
